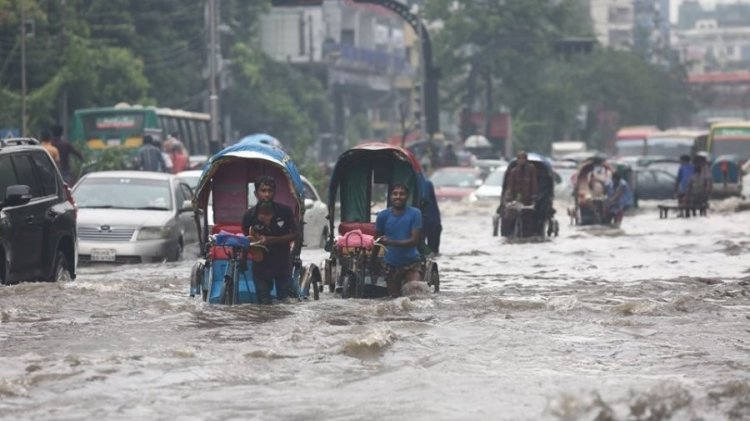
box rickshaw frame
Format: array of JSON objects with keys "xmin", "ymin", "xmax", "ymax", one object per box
[
  {"xmin": 188, "ymin": 134, "xmax": 320, "ymax": 304},
  {"xmin": 323, "ymin": 143, "xmax": 439, "ymax": 298}
]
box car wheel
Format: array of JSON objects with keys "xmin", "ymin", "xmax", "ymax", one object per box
[
  {"xmin": 0, "ymin": 250, "xmax": 7, "ymax": 285},
  {"xmin": 51, "ymin": 250, "xmax": 73, "ymax": 282},
  {"xmin": 169, "ymin": 239, "xmax": 184, "ymax": 262}
]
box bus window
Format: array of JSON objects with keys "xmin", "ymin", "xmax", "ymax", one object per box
[
  {"xmin": 197, "ymin": 121, "xmax": 209, "ymax": 154},
  {"xmin": 178, "ymin": 119, "xmax": 192, "ymax": 150}
]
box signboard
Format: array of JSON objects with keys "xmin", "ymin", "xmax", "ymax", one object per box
[
  {"xmin": 96, "ymin": 116, "xmax": 137, "ymax": 130},
  {"xmin": 713, "ymin": 127, "xmax": 750, "ymax": 138},
  {"xmin": 0, "ymin": 128, "xmax": 20, "ymax": 139}
]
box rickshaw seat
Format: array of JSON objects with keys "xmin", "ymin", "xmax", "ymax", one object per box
[
  {"xmin": 338, "ymin": 222, "xmax": 377, "ymax": 236},
  {"xmin": 211, "ymin": 224, "xmax": 243, "ymax": 235}
]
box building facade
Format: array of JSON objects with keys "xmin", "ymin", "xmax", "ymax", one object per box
[{"xmin": 260, "ymin": 0, "xmax": 417, "ymax": 156}]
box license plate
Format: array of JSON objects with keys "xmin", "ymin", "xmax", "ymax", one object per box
[
  {"xmin": 91, "ymin": 248, "xmax": 116, "ymax": 262},
  {"xmin": 106, "ymin": 138, "xmax": 120, "ymax": 147}
]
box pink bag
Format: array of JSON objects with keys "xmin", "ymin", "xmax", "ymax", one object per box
[{"xmin": 336, "ymin": 229, "xmax": 375, "ymax": 250}]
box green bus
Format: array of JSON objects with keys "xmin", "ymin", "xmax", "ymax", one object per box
[{"xmin": 70, "ymin": 103, "xmax": 211, "ymax": 156}]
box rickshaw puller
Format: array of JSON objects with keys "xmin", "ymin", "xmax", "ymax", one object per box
[
  {"xmin": 241, "ymin": 176, "xmax": 298, "ymax": 304},
  {"xmin": 376, "ymin": 184, "xmax": 425, "ymax": 298}
]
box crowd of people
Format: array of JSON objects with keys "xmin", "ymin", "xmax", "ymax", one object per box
[{"xmin": 134, "ymin": 132, "xmax": 190, "ymax": 174}]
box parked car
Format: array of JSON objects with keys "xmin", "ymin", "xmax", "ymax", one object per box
[
  {"xmin": 634, "ymin": 167, "xmax": 677, "ymax": 200},
  {"xmin": 554, "ymin": 167, "xmax": 577, "ymax": 201},
  {"xmin": 73, "ymin": 171, "xmax": 198, "ymax": 263},
  {"xmin": 473, "ymin": 159, "xmax": 508, "ymax": 181},
  {"xmin": 300, "ymin": 176, "xmax": 329, "ymax": 248},
  {"xmin": 470, "ymin": 166, "xmax": 506, "ymax": 202},
  {"xmin": 0, "ymin": 138, "xmax": 77, "ymax": 284},
  {"xmin": 431, "ymin": 167, "xmax": 482, "ymax": 201},
  {"xmin": 177, "ymin": 170, "xmax": 328, "ymax": 248}
]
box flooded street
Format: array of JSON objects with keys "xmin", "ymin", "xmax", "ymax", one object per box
[{"xmin": 2, "ymin": 202, "xmax": 749, "ymax": 420}]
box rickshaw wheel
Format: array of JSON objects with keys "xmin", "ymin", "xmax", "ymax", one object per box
[
  {"xmin": 424, "ymin": 261, "xmax": 440, "ymax": 293},
  {"xmin": 323, "ymin": 259, "xmax": 335, "ymax": 293},
  {"xmin": 342, "ymin": 271, "xmax": 361, "ymax": 299},
  {"xmin": 311, "ymin": 271, "xmax": 320, "ymax": 300}
]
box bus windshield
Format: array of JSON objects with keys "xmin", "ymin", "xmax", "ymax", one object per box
[
  {"xmin": 711, "ymin": 126, "xmax": 750, "ymax": 160},
  {"xmin": 615, "ymin": 139, "xmax": 645, "ymax": 157},
  {"xmin": 646, "ymin": 137, "xmax": 693, "ymax": 158},
  {"xmin": 81, "ymin": 112, "xmax": 145, "ymax": 137}
]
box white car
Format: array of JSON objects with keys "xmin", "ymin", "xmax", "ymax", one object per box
[
  {"xmin": 470, "ymin": 166, "xmax": 506, "ymax": 202},
  {"xmin": 176, "ymin": 170, "xmax": 328, "ymax": 248},
  {"xmin": 74, "ymin": 171, "xmax": 199, "ymax": 263}
]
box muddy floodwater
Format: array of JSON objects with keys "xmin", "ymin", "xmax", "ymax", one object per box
[{"xmin": 1, "ymin": 201, "xmax": 749, "ymax": 420}]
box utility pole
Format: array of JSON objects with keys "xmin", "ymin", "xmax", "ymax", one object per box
[
  {"xmin": 20, "ymin": 0, "xmax": 27, "ymax": 137},
  {"xmin": 60, "ymin": 0, "xmax": 68, "ymax": 135},
  {"xmin": 208, "ymin": 0, "xmax": 220, "ymax": 153}
]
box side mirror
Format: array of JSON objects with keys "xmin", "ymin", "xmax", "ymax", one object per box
[
  {"xmin": 180, "ymin": 199, "xmax": 193, "ymax": 212},
  {"xmin": 304, "ymin": 198, "xmax": 314, "ymax": 210},
  {"xmin": 4, "ymin": 185, "xmax": 32, "ymax": 207}
]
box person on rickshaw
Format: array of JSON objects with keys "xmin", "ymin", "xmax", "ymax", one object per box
[
  {"xmin": 241, "ymin": 176, "xmax": 298, "ymax": 304},
  {"xmin": 375, "ymin": 183, "xmax": 425, "ymax": 298},
  {"xmin": 503, "ymin": 151, "xmax": 538, "ymax": 236},
  {"xmin": 605, "ymin": 172, "xmax": 633, "ymax": 227}
]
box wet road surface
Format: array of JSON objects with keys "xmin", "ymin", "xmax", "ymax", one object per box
[{"xmin": 1, "ymin": 201, "xmax": 749, "ymax": 420}]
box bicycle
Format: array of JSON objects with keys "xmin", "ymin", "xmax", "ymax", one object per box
[{"xmin": 211, "ymin": 232, "xmax": 261, "ymax": 305}]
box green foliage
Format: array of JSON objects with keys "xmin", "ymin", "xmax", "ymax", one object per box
[
  {"xmin": 227, "ymin": 43, "xmax": 332, "ymax": 163},
  {"xmin": 80, "ymin": 147, "xmax": 131, "ymax": 175},
  {"xmin": 425, "ymin": 0, "xmax": 695, "ymax": 154}
]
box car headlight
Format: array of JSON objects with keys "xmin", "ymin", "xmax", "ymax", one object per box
[{"xmin": 137, "ymin": 226, "xmax": 171, "ymax": 240}]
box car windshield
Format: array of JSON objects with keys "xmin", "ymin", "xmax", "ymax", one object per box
[
  {"xmin": 432, "ymin": 170, "xmax": 477, "ymax": 187},
  {"xmin": 74, "ymin": 177, "xmax": 172, "ymax": 210},
  {"xmin": 483, "ymin": 169, "xmax": 506, "ymax": 186},
  {"xmin": 177, "ymin": 175, "xmax": 200, "ymax": 189}
]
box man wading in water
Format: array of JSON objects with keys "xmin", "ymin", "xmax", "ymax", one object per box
[{"xmin": 376, "ymin": 183, "xmax": 427, "ymax": 297}]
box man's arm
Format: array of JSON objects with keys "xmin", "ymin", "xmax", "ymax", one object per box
[
  {"xmin": 259, "ymin": 206, "xmax": 297, "ymax": 245},
  {"xmin": 381, "ymin": 228, "xmax": 421, "ymax": 247}
]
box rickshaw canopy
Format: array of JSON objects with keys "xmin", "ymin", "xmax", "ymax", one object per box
[
  {"xmin": 193, "ymin": 134, "xmax": 305, "ymax": 231},
  {"xmin": 328, "ymin": 142, "xmax": 426, "ymax": 223}
]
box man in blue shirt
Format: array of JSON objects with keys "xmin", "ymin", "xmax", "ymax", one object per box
[
  {"xmin": 376, "ymin": 183, "xmax": 425, "ymax": 297},
  {"xmin": 675, "ymin": 154, "xmax": 694, "ymax": 214},
  {"xmin": 605, "ymin": 172, "xmax": 634, "ymax": 227}
]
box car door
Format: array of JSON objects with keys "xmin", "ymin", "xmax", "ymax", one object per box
[
  {"xmin": 178, "ymin": 182, "xmax": 198, "ymax": 243},
  {"xmin": 5, "ymin": 153, "xmax": 46, "ymax": 279},
  {"xmin": 636, "ymin": 170, "xmax": 658, "ymax": 200},
  {"xmin": 652, "ymin": 170, "xmax": 676, "ymax": 200},
  {"xmin": 0, "ymin": 155, "xmax": 23, "ymax": 281},
  {"xmin": 30, "ymin": 151, "xmax": 67, "ymax": 278},
  {"xmin": 302, "ymin": 179, "xmax": 327, "ymax": 248}
]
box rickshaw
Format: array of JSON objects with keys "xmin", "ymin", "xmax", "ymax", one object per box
[
  {"xmin": 322, "ymin": 143, "xmax": 439, "ymax": 298},
  {"xmin": 492, "ymin": 153, "xmax": 559, "ymax": 238},
  {"xmin": 571, "ymin": 156, "xmax": 617, "ymax": 225},
  {"xmin": 188, "ymin": 134, "xmax": 320, "ymax": 304}
]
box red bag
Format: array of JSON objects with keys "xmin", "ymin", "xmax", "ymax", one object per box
[{"xmin": 336, "ymin": 229, "xmax": 375, "ymax": 250}]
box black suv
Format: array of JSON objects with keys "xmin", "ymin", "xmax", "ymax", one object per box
[{"xmin": 0, "ymin": 138, "xmax": 77, "ymax": 284}]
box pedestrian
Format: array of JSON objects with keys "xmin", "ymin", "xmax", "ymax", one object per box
[
  {"xmin": 40, "ymin": 129, "xmax": 60, "ymax": 165},
  {"xmin": 134, "ymin": 135, "xmax": 168, "ymax": 172},
  {"xmin": 169, "ymin": 142, "xmax": 189, "ymax": 173},
  {"xmin": 605, "ymin": 172, "xmax": 633, "ymax": 227},
  {"xmin": 675, "ymin": 154, "xmax": 694, "ymax": 215},
  {"xmin": 441, "ymin": 143, "xmax": 458, "ymax": 167},
  {"xmin": 241, "ymin": 176, "xmax": 298, "ymax": 304},
  {"xmin": 375, "ymin": 183, "xmax": 426, "ymax": 298},
  {"xmin": 51, "ymin": 124, "xmax": 83, "ymax": 184}
]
